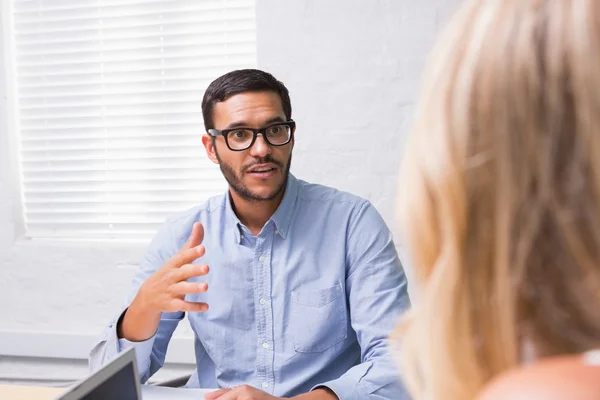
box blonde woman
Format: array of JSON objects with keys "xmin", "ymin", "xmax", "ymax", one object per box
[{"xmin": 395, "ymin": 0, "xmax": 600, "ymax": 399}]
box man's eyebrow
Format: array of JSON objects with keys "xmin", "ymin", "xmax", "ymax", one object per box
[
  {"xmin": 224, "ymin": 116, "xmax": 286, "ymax": 130},
  {"xmin": 224, "ymin": 121, "xmax": 249, "ymax": 129},
  {"xmin": 264, "ymin": 116, "xmax": 286, "ymax": 125}
]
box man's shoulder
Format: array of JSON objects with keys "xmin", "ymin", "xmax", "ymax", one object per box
[
  {"xmin": 296, "ymin": 178, "xmax": 368, "ymax": 209},
  {"xmin": 162, "ymin": 193, "xmax": 227, "ymax": 238}
]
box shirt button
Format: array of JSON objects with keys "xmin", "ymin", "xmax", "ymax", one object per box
[
  {"xmin": 262, "ymin": 342, "xmax": 269, "ymax": 349},
  {"xmin": 259, "ymin": 255, "xmax": 265, "ymax": 262},
  {"xmin": 262, "ymin": 382, "xmax": 268, "ymax": 389},
  {"xmin": 259, "ymin": 298, "xmax": 266, "ymax": 305}
]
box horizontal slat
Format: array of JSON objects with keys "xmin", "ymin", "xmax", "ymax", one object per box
[
  {"xmin": 26, "ymin": 231, "xmax": 158, "ymax": 238},
  {"xmin": 14, "ymin": 0, "xmax": 167, "ymax": 10},
  {"xmin": 21, "ymin": 160, "xmax": 210, "ymax": 173},
  {"xmin": 16, "ymin": 31, "xmax": 255, "ymax": 60},
  {"xmin": 20, "ymin": 114, "xmax": 204, "ymax": 130},
  {"xmin": 15, "ymin": 24, "xmax": 255, "ymax": 51},
  {"xmin": 19, "ymin": 104, "xmax": 204, "ymax": 120},
  {"xmin": 25, "ymin": 222, "xmax": 162, "ymax": 234},
  {"xmin": 15, "ymin": 1, "xmax": 252, "ymax": 21},
  {"xmin": 18, "ymin": 88, "xmax": 208, "ymax": 103},
  {"xmin": 17, "ymin": 57, "xmax": 252, "ymax": 78},
  {"xmin": 17, "ymin": 55, "xmax": 254, "ymax": 79},
  {"xmin": 21, "ymin": 137, "xmax": 202, "ymax": 151},
  {"xmin": 17, "ymin": 57, "xmax": 253, "ymax": 80},
  {"xmin": 21, "ymin": 148, "xmax": 204, "ymax": 157},
  {"xmin": 24, "ymin": 192, "xmax": 221, "ymax": 202},
  {"xmin": 20, "ymin": 126, "xmax": 202, "ymax": 141},
  {"xmin": 21, "ymin": 150, "xmax": 205, "ymax": 161},
  {"xmin": 24, "ymin": 229, "xmax": 161, "ymax": 240},
  {"xmin": 17, "ymin": 63, "xmax": 253, "ymax": 89},
  {"xmin": 18, "ymin": 93, "xmax": 204, "ymax": 109},
  {"xmin": 19, "ymin": 94, "xmax": 204, "ymax": 110},
  {"xmin": 23, "ymin": 178, "xmax": 226, "ymax": 193},
  {"xmin": 23, "ymin": 199, "xmax": 222, "ymax": 208},
  {"xmin": 16, "ymin": 24, "xmax": 254, "ymax": 50},
  {"xmin": 22, "ymin": 168, "xmax": 217, "ymax": 183},
  {"xmin": 27, "ymin": 211, "xmax": 178, "ymax": 219},
  {"xmin": 16, "ymin": 43, "xmax": 255, "ymax": 70},
  {"xmin": 15, "ymin": 7, "xmax": 254, "ymax": 34},
  {"xmin": 18, "ymin": 76, "xmax": 224, "ymax": 95},
  {"xmin": 19, "ymin": 102, "xmax": 204, "ymax": 119},
  {"xmin": 25, "ymin": 202, "xmax": 209, "ymax": 212},
  {"xmin": 13, "ymin": 0, "xmax": 247, "ymax": 11}
]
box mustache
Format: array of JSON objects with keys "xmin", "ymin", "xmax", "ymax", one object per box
[{"xmin": 242, "ymin": 156, "xmax": 283, "ymax": 172}]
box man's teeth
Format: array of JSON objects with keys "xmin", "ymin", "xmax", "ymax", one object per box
[{"xmin": 253, "ymin": 167, "xmax": 273, "ymax": 172}]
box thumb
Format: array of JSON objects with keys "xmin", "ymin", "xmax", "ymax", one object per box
[{"xmin": 181, "ymin": 222, "xmax": 204, "ymax": 252}]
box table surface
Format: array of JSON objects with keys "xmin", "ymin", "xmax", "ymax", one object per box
[
  {"xmin": 0, "ymin": 383, "xmax": 216, "ymax": 400},
  {"xmin": 0, "ymin": 384, "xmax": 65, "ymax": 400}
]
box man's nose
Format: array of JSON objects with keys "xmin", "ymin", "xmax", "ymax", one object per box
[{"xmin": 249, "ymin": 133, "xmax": 271, "ymax": 157}]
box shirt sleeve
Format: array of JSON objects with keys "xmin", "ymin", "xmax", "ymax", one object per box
[
  {"xmin": 313, "ymin": 201, "xmax": 412, "ymax": 400},
  {"xmin": 88, "ymin": 218, "xmax": 185, "ymax": 383}
]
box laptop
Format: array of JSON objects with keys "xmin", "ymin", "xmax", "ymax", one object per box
[
  {"xmin": 56, "ymin": 347, "xmax": 141, "ymax": 400},
  {"xmin": 55, "ymin": 347, "xmax": 216, "ymax": 400}
]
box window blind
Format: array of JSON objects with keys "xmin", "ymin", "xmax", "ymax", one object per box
[{"xmin": 11, "ymin": 0, "xmax": 256, "ymax": 240}]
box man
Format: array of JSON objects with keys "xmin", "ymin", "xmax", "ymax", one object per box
[{"xmin": 90, "ymin": 69, "xmax": 411, "ymax": 400}]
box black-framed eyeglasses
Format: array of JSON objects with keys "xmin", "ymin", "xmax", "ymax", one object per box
[{"xmin": 207, "ymin": 120, "xmax": 295, "ymax": 151}]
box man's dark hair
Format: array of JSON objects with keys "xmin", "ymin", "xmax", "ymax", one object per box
[{"xmin": 201, "ymin": 69, "xmax": 292, "ymax": 131}]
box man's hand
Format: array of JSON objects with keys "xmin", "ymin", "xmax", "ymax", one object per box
[
  {"xmin": 204, "ymin": 386, "xmax": 338, "ymax": 400},
  {"xmin": 204, "ymin": 386, "xmax": 280, "ymax": 400},
  {"xmin": 118, "ymin": 222, "xmax": 210, "ymax": 341},
  {"xmin": 136, "ymin": 222, "xmax": 210, "ymax": 313}
]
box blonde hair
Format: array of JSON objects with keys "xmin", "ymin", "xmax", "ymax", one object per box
[{"xmin": 396, "ymin": 1, "xmax": 600, "ymax": 399}]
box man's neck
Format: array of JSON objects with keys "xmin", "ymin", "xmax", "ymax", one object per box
[{"xmin": 229, "ymin": 189, "xmax": 285, "ymax": 236}]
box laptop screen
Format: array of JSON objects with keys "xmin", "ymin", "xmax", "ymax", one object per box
[
  {"xmin": 77, "ymin": 360, "xmax": 138, "ymax": 400},
  {"xmin": 58, "ymin": 347, "xmax": 141, "ymax": 400}
]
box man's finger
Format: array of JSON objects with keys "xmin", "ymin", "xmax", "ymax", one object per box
[
  {"xmin": 174, "ymin": 263, "xmax": 210, "ymax": 281},
  {"xmin": 168, "ymin": 245, "xmax": 206, "ymax": 269},
  {"xmin": 181, "ymin": 222, "xmax": 205, "ymax": 252},
  {"xmin": 173, "ymin": 299, "xmax": 209, "ymax": 313},
  {"xmin": 170, "ymin": 281, "xmax": 208, "ymax": 296},
  {"xmin": 208, "ymin": 387, "xmax": 244, "ymax": 400},
  {"xmin": 204, "ymin": 388, "xmax": 230, "ymax": 400}
]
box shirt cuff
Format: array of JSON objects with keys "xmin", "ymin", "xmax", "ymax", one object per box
[
  {"xmin": 115, "ymin": 309, "xmax": 156, "ymax": 375},
  {"xmin": 312, "ymin": 375, "xmax": 370, "ymax": 400},
  {"xmin": 117, "ymin": 335, "xmax": 155, "ymax": 374}
]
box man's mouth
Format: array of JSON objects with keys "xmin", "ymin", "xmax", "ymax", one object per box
[
  {"xmin": 247, "ymin": 163, "xmax": 278, "ymax": 174},
  {"xmin": 246, "ymin": 163, "xmax": 277, "ymax": 178}
]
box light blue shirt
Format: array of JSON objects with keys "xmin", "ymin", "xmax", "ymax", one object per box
[{"xmin": 90, "ymin": 174, "xmax": 411, "ymax": 400}]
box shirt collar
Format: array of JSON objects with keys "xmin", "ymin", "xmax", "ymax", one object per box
[
  {"xmin": 269, "ymin": 173, "xmax": 298, "ymax": 239},
  {"xmin": 224, "ymin": 190, "xmax": 244, "ymax": 244},
  {"xmin": 223, "ymin": 173, "xmax": 299, "ymax": 242}
]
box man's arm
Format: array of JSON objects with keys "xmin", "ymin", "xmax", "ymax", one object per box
[
  {"xmin": 89, "ymin": 221, "xmax": 208, "ymax": 382},
  {"xmin": 313, "ymin": 201, "xmax": 411, "ymax": 400}
]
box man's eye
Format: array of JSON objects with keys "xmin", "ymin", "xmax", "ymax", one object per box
[{"xmin": 232, "ymin": 130, "xmax": 249, "ymax": 138}]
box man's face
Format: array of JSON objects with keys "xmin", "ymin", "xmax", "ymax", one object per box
[{"xmin": 203, "ymin": 91, "xmax": 294, "ymax": 202}]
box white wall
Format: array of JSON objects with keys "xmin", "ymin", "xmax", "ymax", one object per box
[{"xmin": 0, "ymin": 0, "xmax": 457, "ymax": 387}]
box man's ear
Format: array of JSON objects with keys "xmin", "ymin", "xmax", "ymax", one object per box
[{"xmin": 202, "ymin": 135, "xmax": 220, "ymax": 164}]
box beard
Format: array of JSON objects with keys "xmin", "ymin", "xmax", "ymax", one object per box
[{"xmin": 214, "ymin": 147, "xmax": 292, "ymax": 203}]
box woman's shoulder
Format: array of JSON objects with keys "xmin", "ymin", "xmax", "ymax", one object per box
[{"xmin": 476, "ymin": 354, "xmax": 600, "ymax": 400}]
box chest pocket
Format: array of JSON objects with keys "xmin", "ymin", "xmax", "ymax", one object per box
[{"xmin": 290, "ymin": 282, "xmax": 348, "ymax": 353}]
